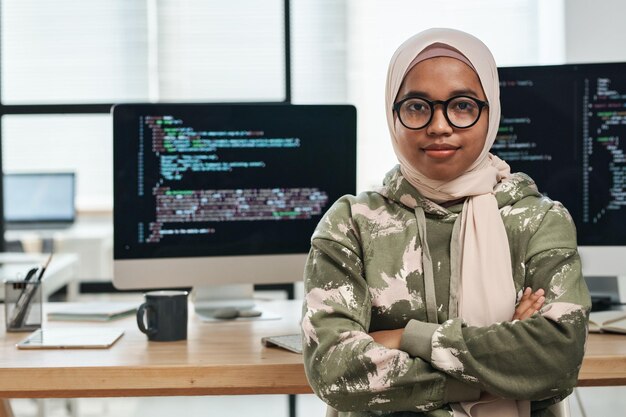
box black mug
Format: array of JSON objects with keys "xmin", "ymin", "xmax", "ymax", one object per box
[{"xmin": 136, "ymin": 290, "xmax": 189, "ymax": 341}]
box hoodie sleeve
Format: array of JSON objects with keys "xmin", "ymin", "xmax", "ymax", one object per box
[
  {"xmin": 301, "ymin": 198, "xmax": 480, "ymax": 414},
  {"xmin": 400, "ymin": 201, "xmax": 591, "ymax": 401}
]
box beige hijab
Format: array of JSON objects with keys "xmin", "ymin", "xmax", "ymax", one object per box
[{"xmin": 386, "ymin": 28, "xmax": 527, "ymax": 417}]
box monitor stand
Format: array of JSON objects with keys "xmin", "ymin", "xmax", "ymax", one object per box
[
  {"xmin": 191, "ymin": 284, "xmax": 280, "ymax": 321},
  {"xmin": 585, "ymin": 275, "xmax": 626, "ymax": 311},
  {"xmin": 617, "ymin": 275, "xmax": 626, "ymax": 305}
]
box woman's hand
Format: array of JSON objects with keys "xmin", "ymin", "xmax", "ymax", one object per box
[
  {"xmin": 370, "ymin": 287, "xmax": 545, "ymax": 349},
  {"xmin": 369, "ymin": 329, "xmax": 404, "ymax": 350},
  {"xmin": 513, "ymin": 287, "xmax": 545, "ymax": 320}
]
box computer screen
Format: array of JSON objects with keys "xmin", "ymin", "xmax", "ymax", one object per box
[
  {"xmin": 3, "ymin": 172, "xmax": 75, "ymax": 226},
  {"xmin": 495, "ymin": 62, "xmax": 626, "ymax": 276},
  {"xmin": 112, "ymin": 103, "xmax": 356, "ymax": 293}
]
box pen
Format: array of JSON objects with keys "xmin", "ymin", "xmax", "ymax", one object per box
[
  {"xmin": 8, "ymin": 274, "xmax": 40, "ymax": 328},
  {"xmin": 11, "ymin": 267, "xmax": 39, "ymax": 312},
  {"xmin": 8, "ymin": 254, "xmax": 52, "ymax": 329},
  {"xmin": 24, "ymin": 267, "xmax": 39, "ymax": 282},
  {"xmin": 36, "ymin": 254, "xmax": 53, "ymax": 282}
]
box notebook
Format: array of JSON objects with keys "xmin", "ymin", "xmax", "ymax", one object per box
[
  {"xmin": 589, "ymin": 311, "xmax": 626, "ymax": 334},
  {"xmin": 47, "ymin": 302, "xmax": 138, "ymax": 322},
  {"xmin": 16, "ymin": 327, "xmax": 124, "ymax": 349}
]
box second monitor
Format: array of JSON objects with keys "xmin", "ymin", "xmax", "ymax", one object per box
[{"xmin": 495, "ymin": 62, "xmax": 626, "ymax": 278}]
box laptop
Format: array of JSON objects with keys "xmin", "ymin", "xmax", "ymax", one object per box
[{"xmin": 3, "ymin": 172, "xmax": 76, "ymax": 230}]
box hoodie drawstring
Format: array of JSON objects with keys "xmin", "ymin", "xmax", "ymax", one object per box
[
  {"xmin": 415, "ymin": 206, "xmax": 463, "ymax": 323},
  {"xmin": 415, "ymin": 206, "xmax": 438, "ymax": 324}
]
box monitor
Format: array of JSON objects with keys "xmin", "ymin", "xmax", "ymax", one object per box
[
  {"xmin": 495, "ymin": 62, "xmax": 626, "ymax": 283},
  {"xmin": 112, "ymin": 103, "xmax": 357, "ymax": 312},
  {"xmin": 3, "ymin": 172, "xmax": 75, "ymax": 229}
]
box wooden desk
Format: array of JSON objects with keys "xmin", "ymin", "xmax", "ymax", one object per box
[
  {"xmin": 1, "ymin": 300, "xmax": 626, "ymax": 413},
  {"xmin": 577, "ymin": 332, "xmax": 626, "ymax": 387},
  {"xmin": 0, "ymin": 300, "xmax": 308, "ymax": 399}
]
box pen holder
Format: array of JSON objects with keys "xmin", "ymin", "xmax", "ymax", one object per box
[{"xmin": 4, "ymin": 279, "xmax": 43, "ymax": 332}]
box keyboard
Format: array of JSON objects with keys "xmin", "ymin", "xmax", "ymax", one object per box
[{"xmin": 261, "ymin": 333, "xmax": 303, "ymax": 354}]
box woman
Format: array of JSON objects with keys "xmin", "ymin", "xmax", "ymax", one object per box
[{"xmin": 301, "ymin": 28, "xmax": 590, "ymax": 417}]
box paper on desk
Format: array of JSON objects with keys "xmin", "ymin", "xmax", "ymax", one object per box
[
  {"xmin": 47, "ymin": 302, "xmax": 139, "ymax": 322},
  {"xmin": 589, "ymin": 310, "xmax": 626, "ymax": 334}
]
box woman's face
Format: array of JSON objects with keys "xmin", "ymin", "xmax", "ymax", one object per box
[{"xmin": 394, "ymin": 57, "xmax": 489, "ymax": 182}]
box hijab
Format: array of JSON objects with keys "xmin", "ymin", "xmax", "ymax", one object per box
[{"xmin": 385, "ymin": 28, "xmax": 528, "ymax": 417}]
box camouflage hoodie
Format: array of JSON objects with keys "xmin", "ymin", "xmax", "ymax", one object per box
[{"xmin": 302, "ymin": 165, "xmax": 590, "ymax": 417}]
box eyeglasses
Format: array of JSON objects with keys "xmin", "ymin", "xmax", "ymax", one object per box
[{"xmin": 393, "ymin": 95, "xmax": 489, "ymax": 130}]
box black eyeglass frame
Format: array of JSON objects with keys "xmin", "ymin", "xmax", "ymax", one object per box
[{"xmin": 392, "ymin": 95, "xmax": 489, "ymax": 130}]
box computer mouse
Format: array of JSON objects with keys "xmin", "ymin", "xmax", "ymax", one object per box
[{"xmin": 212, "ymin": 307, "xmax": 239, "ymax": 320}]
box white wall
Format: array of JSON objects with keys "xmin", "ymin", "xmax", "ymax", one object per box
[
  {"xmin": 291, "ymin": 0, "xmax": 348, "ymax": 104},
  {"xmin": 565, "ymin": 0, "xmax": 626, "ymax": 63}
]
